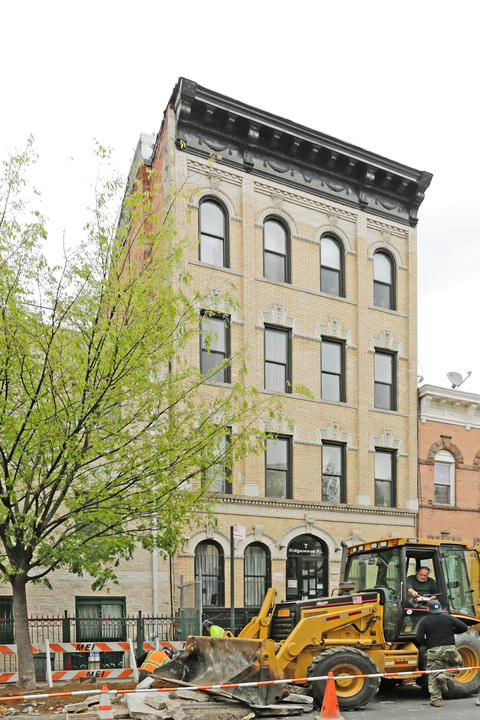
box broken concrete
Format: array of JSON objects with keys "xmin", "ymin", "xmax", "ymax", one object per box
[{"xmin": 250, "ymin": 704, "xmax": 308, "ymax": 716}]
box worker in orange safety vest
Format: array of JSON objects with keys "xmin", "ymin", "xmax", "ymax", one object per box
[{"xmin": 138, "ymin": 646, "xmax": 173, "ymax": 680}]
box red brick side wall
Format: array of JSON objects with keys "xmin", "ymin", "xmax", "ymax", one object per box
[{"xmin": 418, "ymin": 419, "xmax": 480, "ymax": 544}]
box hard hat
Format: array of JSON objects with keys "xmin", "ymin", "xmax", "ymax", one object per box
[
  {"xmin": 203, "ymin": 619, "xmax": 213, "ymax": 628},
  {"xmin": 427, "ymin": 600, "xmax": 442, "ymax": 614},
  {"xmin": 163, "ymin": 646, "xmax": 173, "ymax": 658}
]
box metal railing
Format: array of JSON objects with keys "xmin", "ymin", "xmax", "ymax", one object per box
[{"xmin": 0, "ymin": 610, "xmax": 199, "ymax": 679}]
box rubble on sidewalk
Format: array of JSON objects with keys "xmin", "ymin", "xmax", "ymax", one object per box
[{"xmin": 0, "ymin": 677, "xmax": 317, "ymax": 718}]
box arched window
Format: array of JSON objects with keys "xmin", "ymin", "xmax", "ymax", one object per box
[
  {"xmin": 195, "ymin": 540, "xmax": 225, "ymax": 607},
  {"xmin": 320, "ymin": 235, "xmax": 344, "ymax": 297},
  {"xmin": 199, "ymin": 198, "xmax": 228, "ymax": 267},
  {"xmin": 244, "ymin": 543, "xmax": 271, "ymax": 606},
  {"xmin": 263, "ymin": 218, "xmax": 290, "ymax": 283},
  {"xmin": 434, "ymin": 450, "xmax": 455, "ymax": 506},
  {"xmin": 373, "ymin": 250, "xmax": 396, "ymax": 310}
]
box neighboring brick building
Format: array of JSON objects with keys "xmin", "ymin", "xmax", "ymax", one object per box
[
  {"xmin": 418, "ymin": 383, "xmax": 480, "ymax": 545},
  {"xmin": 0, "ymin": 79, "xmax": 432, "ymax": 626}
]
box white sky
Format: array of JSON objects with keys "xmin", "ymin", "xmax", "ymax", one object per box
[{"xmin": 2, "ymin": 0, "xmax": 479, "ymax": 392}]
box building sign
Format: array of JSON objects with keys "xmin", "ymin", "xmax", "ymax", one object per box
[{"xmin": 273, "ymin": 572, "xmax": 284, "ymax": 582}]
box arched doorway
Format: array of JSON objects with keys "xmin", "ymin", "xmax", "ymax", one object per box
[{"xmin": 286, "ymin": 534, "xmax": 328, "ymax": 601}]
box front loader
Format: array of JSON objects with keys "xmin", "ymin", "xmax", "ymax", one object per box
[{"xmin": 156, "ymin": 537, "xmax": 480, "ymax": 710}]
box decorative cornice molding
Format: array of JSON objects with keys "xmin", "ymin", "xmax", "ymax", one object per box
[
  {"xmin": 316, "ymin": 421, "xmax": 355, "ymax": 449},
  {"xmin": 258, "ymin": 303, "xmax": 298, "ymax": 332},
  {"xmin": 369, "ymin": 428, "xmax": 405, "ymax": 456},
  {"xmin": 418, "ymin": 384, "xmax": 480, "ymax": 430},
  {"xmin": 173, "ymin": 78, "xmax": 432, "ymax": 227},
  {"xmin": 316, "ymin": 317, "xmax": 355, "ymax": 348}
]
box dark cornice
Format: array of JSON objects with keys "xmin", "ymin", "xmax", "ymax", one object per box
[{"xmin": 171, "ymin": 78, "xmax": 432, "ymax": 227}]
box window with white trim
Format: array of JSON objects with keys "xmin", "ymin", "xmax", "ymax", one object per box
[{"xmin": 434, "ymin": 449, "xmax": 455, "ymax": 506}]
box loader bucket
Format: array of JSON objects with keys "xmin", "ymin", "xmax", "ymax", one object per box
[{"xmin": 154, "ymin": 635, "xmax": 288, "ymax": 706}]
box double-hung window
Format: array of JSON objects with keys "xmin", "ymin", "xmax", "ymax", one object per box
[
  {"xmin": 374, "ymin": 449, "xmax": 396, "ymax": 507},
  {"xmin": 244, "ymin": 543, "xmax": 271, "ymax": 606},
  {"xmin": 374, "ymin": 350, "xmax": 396, "ymax": 410},
  {"xmin": 264, "ymin": 326, "xmax": 291, "ymax": 392},
  {"xmin": 265, "ymin": 435, "xmax": 292, "ymax": 499},
  {"xmin": 434, "ymin": 450, "xmax": 455, "ymax": 505},
  {"xmin": 321, "ymin": 442, "xmax": 346, "ymax": 503},
  {"xmin": 204, "ymin": 431, "xmax": 232, "ymax": 494},
  {"xmin": 200, "ymin": 312, "xmax": 230, "ymax": 383},
  {"xmin": 263, "ymin": 218, "xmax": 289, "ymax": 283},
  {"xmin": 321, "ymin": 339, "xmax": 345, "ymax": 402},
  {"xmin": 199, "ymin": 198, "xmax": 228, "ymax": 267},
  {"xmin": 320, "ymin": 235, "xmax": 344, "ymax": 297},
  {"xmin": 373, "ymin": 250, "xmax": 395, "ymax": 310},
  {"xmin": 195, "ymin": 541, "xmax": 225, "ymax": 607}
]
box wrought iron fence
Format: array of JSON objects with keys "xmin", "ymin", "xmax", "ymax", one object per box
[{"xmin": 0, "ymin": 610, "xmax": 199, "ymax": 679}]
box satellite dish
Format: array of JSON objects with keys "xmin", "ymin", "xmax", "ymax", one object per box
[{"xmin": 447, "ymin": 371, "xmax": 472, "ymax": 389}]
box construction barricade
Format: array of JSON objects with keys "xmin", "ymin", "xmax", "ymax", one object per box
[{"xmin": 0, "ymin": 639, "xmax": 184, "ymax": 685}]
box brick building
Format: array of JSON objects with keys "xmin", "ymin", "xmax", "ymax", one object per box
[
  {"xmin": 134, "ymin": 78, "xmax": 431, "ymax": 613},
  {"xmin": 418, "ymin": 383, "xmax": 480, "ymax": 545},
  {"xmin": 0, "ymin": 79, "xmax": 432, "ymax": 627}
]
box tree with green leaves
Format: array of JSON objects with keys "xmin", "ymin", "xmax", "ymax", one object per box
[{"xmin": 0, "ymin": 140, "xmax": 283, "ymax": 689}]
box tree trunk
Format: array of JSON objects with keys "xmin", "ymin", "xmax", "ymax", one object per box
[{"xmin": 12, "ymin": 575, "xmax": 36, "ymax": 690}]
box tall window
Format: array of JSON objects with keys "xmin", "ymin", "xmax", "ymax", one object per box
[
  {"xmin": 200, "ymin": 312, "xmax": 230, "ymax": 383},
  {"xmin": 434, "ymin": 450, "xmax": 455, "ymax": 505},
  {"xmin": 320, "ymin": 235, "xmax": 344, "ymax": 297},
  {"xmin": 375, "ymin": 450, "xmax": 396, "ymax": 507},
  {"xmin": 374, "ymin": 350, "xmax": 396, "ymax": 410},
  {"xmin": 195, "ymin": 540, "xmax": 225, "ymax": 607},
  {"xmin": 321, "ymin": 443, "xmax": 346, "ymax": 503},
  {"xmin": 265, "ymin": 435, "xmax": 292, "ymax": 499},
  {"xmin": 244, "ymin": 543, "xmax": 271, "ymax": 606},
  {"xmin": 204, "ymin": 431, "xmax": 232, "ymax": 494},
  {"xmin": 321, "ymin": 339, "xmax": 345, "ymax": 402},
  {"xmin": 264, "ymin": 218, "xmax": 289, "ymax": 283},
  {"xmin": 199, "ymin": 198, "xmax": 228, "ymax": 267},
  {"xmin": 373, "ymin": 250, "xmax": 395, "ymax": 310},
  {"xmin": 264, "ymin": 326, "xmax": 291, "ymax": 392}
]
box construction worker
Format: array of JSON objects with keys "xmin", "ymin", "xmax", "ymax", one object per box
[
  {"xmin": 203, "ymin": 619, "xmax": 225, "ymax": 637},
  {"xmin": 415, "ymin": 599, "xmax": 467, "ymax": 707},
  {"xmin": 138, "ymin": 646, "xmax": 173, "ymax": 680}
]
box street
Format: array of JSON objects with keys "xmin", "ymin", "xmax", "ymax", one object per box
[
  {"xmin": 298, "ymin": 682, "xmax": 480, "ymax": 719},
  {"xmin": 8, "ymin": 683, "xmax": 480, "ymax": 720}
]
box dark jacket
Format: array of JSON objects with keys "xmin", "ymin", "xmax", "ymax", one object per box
[{"xmin": 415, "ymin": 611, "xmax": 468, "ymax": 649}]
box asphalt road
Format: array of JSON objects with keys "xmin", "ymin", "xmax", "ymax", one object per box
[{"xmin": 299, "ymin": 682, "xmax": 480, "ymax": 719}]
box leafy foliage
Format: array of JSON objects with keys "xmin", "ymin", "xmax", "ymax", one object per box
[{"xmin": 0, "ymin": 139, "xmax": 282, "ymax": 593}]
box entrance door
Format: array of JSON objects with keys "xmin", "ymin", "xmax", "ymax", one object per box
[{"xmin": 286, "ymin": 534, "xmax": 328, "ymax": 601}]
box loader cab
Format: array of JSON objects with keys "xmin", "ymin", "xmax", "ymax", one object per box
[{"xmin": 343, "ymin": 538, "xmax": 480, "ymax": 642}]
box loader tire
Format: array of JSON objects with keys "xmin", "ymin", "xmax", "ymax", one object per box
[
  {"xmin": 445, "ymin": 631, "xmax": 480, "ymax": 698},
  {"xmin": 307, "ymin": 646, "xmax": 380, "ymax": 711}
]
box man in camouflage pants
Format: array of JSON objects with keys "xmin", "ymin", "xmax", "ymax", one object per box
[{"xmin": 415, "ymin": 599, "xmax": 468, "ymax": 707}]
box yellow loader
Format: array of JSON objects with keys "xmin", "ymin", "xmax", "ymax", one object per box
[{"xmin": 157, "ymin": 537, "xmax": 480, "ymax": 710}]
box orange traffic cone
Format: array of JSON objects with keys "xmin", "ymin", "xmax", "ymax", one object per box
[
  {"xmin": 97, "ymin": 685, "xmax": 114, "ymax": 720},
  {"xmin": 319, "ymin": 672, "xmax": 342, "ymax": 719}
]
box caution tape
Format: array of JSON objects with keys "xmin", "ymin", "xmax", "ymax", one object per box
[{"xmin": 1, "ymin": 664, "xmax": 479, "ymax": 703}]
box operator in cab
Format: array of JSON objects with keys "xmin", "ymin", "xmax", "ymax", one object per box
[{"xmin": 407, "ymin": 566, "xmax": 437, "ymax": 602}]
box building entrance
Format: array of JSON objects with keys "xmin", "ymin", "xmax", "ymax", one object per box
[{"xmin": 286, "ymin": 534, "xmax": 328, "ymax": 601}]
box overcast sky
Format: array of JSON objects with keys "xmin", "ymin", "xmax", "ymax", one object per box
[{"xmin": 2, "ymin": 0, "xmax": 478, "ymax": 393}]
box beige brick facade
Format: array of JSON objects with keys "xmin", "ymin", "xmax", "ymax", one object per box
[{"xmin": 0, "ymin": 80, "xmax": 431, "ymax": 624}]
